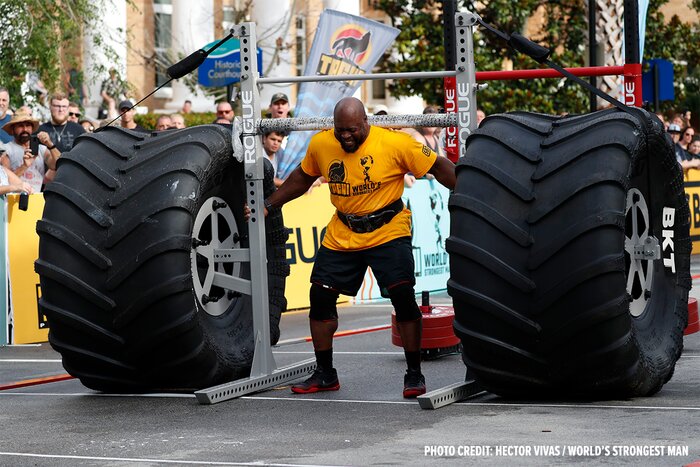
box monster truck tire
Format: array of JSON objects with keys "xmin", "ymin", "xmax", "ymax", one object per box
[
  {"xmin": 447, "ymin": 108, "xmax": 690, "ymax": 398},
  {"xmin": 35, "ymin": 125, "xmax": 289, "ymax": 392}
]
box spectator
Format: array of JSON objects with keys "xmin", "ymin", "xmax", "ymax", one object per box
[
  {"xmin": 38, "ymin": 93, "xmax": 86, "ymax": 153},
  {"xmin": 0, "ymin": 144, "xmax": 33, "ymax": 194},
  {"xmin": 680, "ymin": 126, "xmax": 695, "ymax": 152},
  {"xmin": 0, "ymin": 87, "xmax": 12, "ymax": 144},
  {"xmin": 215, "ymin": 101, "xmax": 234, "ymax": 123},
  {"xmin": 373, "ymin": 104, "xmax": 388, "ymax": 116},
  {"xmin": 170, "ymin": 113, "xmax": 186, "ymax": 129},
  {"xmin": 118, "ymin": 100, "xmax": 149, "ymax": 133},
  {"xmin": 477, "ymin": 108, "xmax": 486, "ymax": 126},
  {"xmin": 155, "ymin": 115, "xmax": 173, "ymax": 131},
  {"xmin": 668, "ymin": 123, "xmax": 699, "ymax": 173},
  {"xmin": 261, "ymin": 131, "xmax": 286, "ymax": 187},
  {"xmin": 99, "ymin": 68, "xmax": 128, "ymax": 119},
  {"xmin": 67, "ymin": 102, "xmax": 82, "ymax": 123},
  {"xmin": 268, "ymin": 93, "xmax": 291, "ymax": 119},
  {"xmin": 689, "ymin": 139, "xmax": 700, "ymax": 159},
  {"xmin": 0, "ymin": 112, "xmax": 60, "ymax": 192},
  {"xmin": 408, "ymin": 105, "xmax": 444, "ymax": 157},
  {"xmin": 79, "ymin": 119, "xmax": 95, "ymax": 133},
  {"xmin": 181, "ymin": 100, "xmax": 192, "ymax": 114}
]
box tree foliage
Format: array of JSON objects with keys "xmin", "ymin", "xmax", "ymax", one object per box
[
  {"xmin": 374, "ymin": 0, "xmax": 699, "ymax": 116},
  {"xmin": 0, "ymin": 0, "xmax": 111, "ymax": 106}
]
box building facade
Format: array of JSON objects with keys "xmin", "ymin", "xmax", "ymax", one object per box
[{"xmin": 79, "ymin": 0, "xmax": 696, "ymax": 118}]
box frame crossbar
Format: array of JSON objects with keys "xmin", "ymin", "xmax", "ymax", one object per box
[{"xmin": 259, "ymin": 114, "xmax": 457, "ymax": 133}]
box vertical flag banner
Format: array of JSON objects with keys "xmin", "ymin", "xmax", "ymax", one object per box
[{"xmin": 276, "ymin": 9, "xmax": 399, "ymax": 179}]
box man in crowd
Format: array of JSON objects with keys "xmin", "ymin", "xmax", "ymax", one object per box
[
  {"xmin": 99, "ymin": 68, "xmax": 128, "ymax": 119},
  {"xmin": 170, "ymin": 113, "xmax": 186, "ymax": 129},
  {"xmin": 261, "ymin": 131, "xmax": 286, "ymax": 187},
  {"xmin": 1, "ymin": 112, "xmax": 60, "ymax": 193},
  {"xmin": 263, "ymin": 97, "xmax": 456, "ymax": 398},
  {"xmin": 67, "ymin": 102, "xmax": 82, "ymax": 124},
  {"xmin": 181, "ymin": 99, "xmax": 192, "ymax": 114},
  {"xmin": 155, "ymin": 115, "xmax": 173, "ymax": 131},
  {"xmin": 119, "ymin": 100, "xmax": 149, "ymax": 133},
  {"xmin": 268, "ymin": 93, "xmax": 291, "ymax": 119},
  {"xmin": 215, "ymin": 101, "xmax": 234, "ymax": 123},
  {"xmin": 38, "ymin": 93, "xmax": 85, "ymax": 153},
  {"xmin": 0, "ymin": 87, "xmax": 12, "ymax": 144}
]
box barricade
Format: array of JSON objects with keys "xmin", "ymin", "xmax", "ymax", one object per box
[
  {"xmin": 2, "ymin": 181, "xmax": 451, "ymax": 344},
  {"xmin": 684, "ymin": 169, "xmax": 700, "ymax": 255}
]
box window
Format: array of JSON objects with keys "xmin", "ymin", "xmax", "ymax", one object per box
[
  {"xmin": 154, "ymin": 0, "xmax": 173, "ymax": 93},
  {"xmin": 295, "ymin": 15, "xmax": 306, "ymax": 76}
]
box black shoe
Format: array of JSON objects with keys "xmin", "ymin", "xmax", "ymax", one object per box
[
  {"xmin": 291, "ymin": 367, "xmax": 340, "ymax": 394},
  {"xmin": 403, "ymin": 369, "xmax": 426, "ymax": 398}
]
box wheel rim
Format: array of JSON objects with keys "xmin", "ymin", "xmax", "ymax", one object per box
[
  {"xmin": 624, "ymin": 188, "xmax": 654, "ymax": 318},
  {"xmin": 191, "ymin": 196, "xmax": 241, "ymax": 317}
]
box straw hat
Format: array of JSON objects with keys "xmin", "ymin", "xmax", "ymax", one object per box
[{"xmin": 2, "ymin": 112, "xmax": 40, "ymax": 134}]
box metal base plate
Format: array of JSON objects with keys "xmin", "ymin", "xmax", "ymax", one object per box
[
  {"xmin": 417, "ymin": 379, "xmax": 484, "ymax": 410},
  {"xmin": 195, "ymin": 358, "xmax": 316, "ymax": 404}
]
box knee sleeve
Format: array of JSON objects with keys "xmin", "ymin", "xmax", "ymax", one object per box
[
  {"xmin": 309, "ymin": 283, "xmax": 339, "ymax": 321},
  {"xmin": 389, "ymin": 283, "xmax": 421, "ymax": 322}
]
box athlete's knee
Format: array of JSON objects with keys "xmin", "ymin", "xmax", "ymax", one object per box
[
  {"xmin": 389, "ymin": 283, "xmax": 421, "ymax": 322},
  {"xmin": 309, "ymin": 283, "xmax": 340, "ymax": 321}
]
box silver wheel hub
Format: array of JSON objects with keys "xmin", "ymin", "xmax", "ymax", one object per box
[
  {"xmin": 624, "ymin": 188, "xmax": 659, "ymax": 318},
  {"xmin": 191, "ymin": 197, "xmax": 241, "ymax": 316}
]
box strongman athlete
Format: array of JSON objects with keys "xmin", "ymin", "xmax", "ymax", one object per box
[{"xmin": 264, "ymin": 97, "xmax": 456, "ymax": 398}]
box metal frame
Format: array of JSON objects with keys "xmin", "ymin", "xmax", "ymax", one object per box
[{"xmin": 195, "ymin": 7, "xmax": 638, "ymax": 407}]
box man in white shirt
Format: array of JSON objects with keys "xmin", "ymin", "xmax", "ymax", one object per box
[{"xmin": 0, "ymin": 112, "xmax": 60, "ymax": 192}]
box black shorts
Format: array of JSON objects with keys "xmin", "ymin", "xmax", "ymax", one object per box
[{"xmin": 310, "ymin": 236, "xmax": 415, "ymax": 296}]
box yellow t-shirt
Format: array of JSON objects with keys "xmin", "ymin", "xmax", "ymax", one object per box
[{"xmin": 301, "ymin": 126, "xmax": 438, "ymax": 251}]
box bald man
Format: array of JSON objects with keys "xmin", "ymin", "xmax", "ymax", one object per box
[{"xmin": 264, "ymin": 97, "xmax": 456, "ymax": 398}]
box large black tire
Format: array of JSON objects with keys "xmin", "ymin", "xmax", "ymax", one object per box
[
  {"xmin": 448, "ymin": 108, "xmax": 691, "ymax": 398},
  {"xmin": 35, "ymin": 125, "xmax": 289, "ymax": 392}
]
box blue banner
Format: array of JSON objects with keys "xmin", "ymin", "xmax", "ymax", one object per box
[{"xmin": 276, "ymin": 9, "xmax": 399, "ymax": 179}]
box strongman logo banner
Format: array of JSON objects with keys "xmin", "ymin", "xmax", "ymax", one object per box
[{"xmin": 276, "ymin": 10, "xmax": 399, "ymax": 179}]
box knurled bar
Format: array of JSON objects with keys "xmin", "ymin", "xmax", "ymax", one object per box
[{"xmin": 258, "ymin": 114, "xmax": 457, "ymax": 133}]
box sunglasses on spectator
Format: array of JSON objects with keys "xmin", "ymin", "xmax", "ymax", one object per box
[
  {"xmin": 217, "ymin": 109, "xmax": 233, "ymax": 114},
  {"xmin": 685, "ymin": 132, "xmax": 695, "ymax": 137},
  {"xmin": 69, "ymin": 112, "xmax": 81, "ymax": 117}
]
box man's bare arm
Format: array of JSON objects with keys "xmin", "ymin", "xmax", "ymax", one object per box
[{"xmin": 427, "ymin": 156, "xmax": 456, "ymax": 190}]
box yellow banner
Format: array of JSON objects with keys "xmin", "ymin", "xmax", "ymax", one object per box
[
  {"xmin": 685, "ymin": 170, "xmax": 700, "ymax": 255},
  {"xmin": 6, "ymin": 194, "xmax": 47, "ymax": 344},
  {"xmin": 281, "ymin": 184, "xmax": 350, "ymax": 309}
]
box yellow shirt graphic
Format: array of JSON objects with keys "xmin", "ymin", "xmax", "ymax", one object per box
[{"xmin": 301, "ymin": 126, "xmax": 438, "ymax": 251}]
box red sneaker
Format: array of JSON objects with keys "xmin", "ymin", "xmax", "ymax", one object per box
[
  {"xmin": 291, "ymin": 368, "xmax": 340, "ymax": 394},
  {"xmin": 403, "ymin": 370, "xmax": 426, "ymax": 398}
]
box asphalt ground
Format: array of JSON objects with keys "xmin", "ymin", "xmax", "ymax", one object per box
[{"xmin": 1, "ymin": 281, "xmax": 699, "ymax": 466}]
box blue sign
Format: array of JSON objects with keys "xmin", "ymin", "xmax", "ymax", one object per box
[
  {"xmin": 642, "ymin": 59, "xmax": 674, "ymax": 103},
  {"xmin": 197, "ymin": 38, "xmax": 263, "ymax": 87}
]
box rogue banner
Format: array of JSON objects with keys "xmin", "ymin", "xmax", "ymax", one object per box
[{"xmin": 276, "ymin": 9, "xmax": 399, "ymax": 179}]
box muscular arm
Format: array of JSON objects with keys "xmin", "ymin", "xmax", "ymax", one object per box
[
  {"xmin": 427, "ymin": 155, "xmax": 456, "ymax": 190},
  {"xmin": 265, "ymin": 165, "xmax": 318, "ymax": 210}
]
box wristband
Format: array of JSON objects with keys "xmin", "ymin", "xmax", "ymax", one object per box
[
  {"xmin": 46, "ymin": 145, "xmax": 56, "ymax": 150},
  {"xmin": 264, "ymin": 199, "xmax": 275, "ymax": 211}
]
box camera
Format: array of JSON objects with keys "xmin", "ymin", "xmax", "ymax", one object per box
[{"xmin": 29, "ymin": 134, "xmax": 40, "ymax": 156}]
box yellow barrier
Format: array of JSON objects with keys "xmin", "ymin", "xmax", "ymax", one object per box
[
  {"xmin": 6, "ymin": 194, "xmax": 47, "ymax": 344},
  {"xmin": 2, "ymin": 187, "xmax": 336, "ymax": 343},
  {"xmin": 685, "ymin": 170, "xmax": 700, "ymax": 255}
]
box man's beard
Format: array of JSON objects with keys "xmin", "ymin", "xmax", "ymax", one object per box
[{"xmin": 16, "ymin": 132, "xmax": 31, "ymax": 144}]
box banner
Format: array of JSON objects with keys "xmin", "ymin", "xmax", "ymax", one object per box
[
  {"xmin": 276, "ymin": 9, "xmax": 399, "ymax": 179},
  {"xmin": 6, "ymin": 194, "xmax": 47, "ymax": 344}
]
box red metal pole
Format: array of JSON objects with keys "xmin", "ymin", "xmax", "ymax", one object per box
[{"xmin": 475, "ymin": 66, "xmax": 624, "ymax": 81}]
